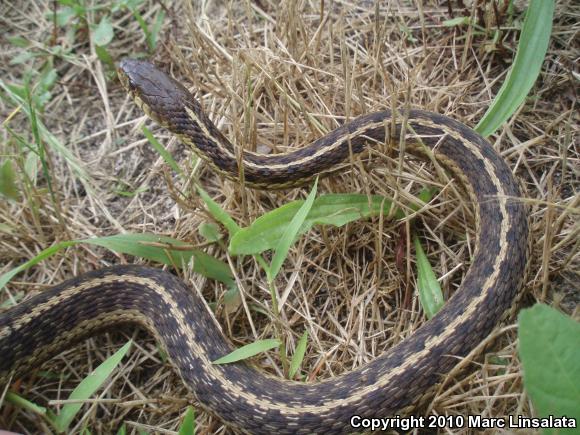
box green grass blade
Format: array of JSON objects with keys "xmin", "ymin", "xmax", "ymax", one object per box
[
  {"xmin": 5, "ymin": 392, "xmax": 47, "ymax": 417},
  {"xmin": 178, "ymin": 407, "xmax": 196, "ymax": 435},
  {"xmin": 147, "ymin": 10, "xmax": 165, "ymax": 51},
  {"xmin": 0, "ymin": 78, "xmax": 92, "ymax": 190},
  {"xmin": 128, "ymin": 7, "xmax": 155, "ymax": 52},
  {"xmin": 0, "ymin": 241, "xmax": 77, "ymax": 291},
  {"xmin": 212, "ymin": 339, "xmax": 281, "ymax": 364},
  {"xmin": 268, "ymin": 179, "xmax": 318, "ymax": 282},
  {"xmin": 413, "ymin": 235, "xmax": 444, "ymax": 318},
  {"xmin": 288, "ymin": 331, "xmax": 308, "ymax": 379},
  {"xmin": 519, "ymin": 304, "xmax": 580, "ymax": 429},
  {"xmin": 475, "ymin": 0, "xmax": 555, "ymax": 137},
  {"xmin": 52, "ymin": 341, "xmax": 132, "ymax": 433},
  {"xmin": 0, "ymin": 291, "xmax": 23, "ymax": 308},
  {"xmin": 142, "ymin": 126, "xmax": 183, "ymax": 177}
]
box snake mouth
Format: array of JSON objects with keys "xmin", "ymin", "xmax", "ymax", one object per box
[{"xmin": 117, "ymin": 68, "xmax": 130, "ymax": 91}]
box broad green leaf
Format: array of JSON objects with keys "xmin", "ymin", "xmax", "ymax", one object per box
[
  {"xmin": 7, "ymin": 36, "xmax": 30, "ymax": 47},
  {"xmin": 268, "ymin": 179, "xmax": 318, "ymax": 281},
  {"xmin": 178, "ymin": 407, "xmax": 196, "ymax": 435},
  {"xmin": 443, "ymin": 17, "xmax": 471, "ymax": 27},
  {"xmin": 519, "ymin": 304, "xmax": 580, "ymax": 431},
  {"xmin": 25, "ymin": 151, "xmax": 39, "ymax": 183},
  {"xmin": 0, "ymin": 159, "xmax": 19, "ymax": 199},
  {"xmin": 189, "ymin": 249, "xmax": 235, "ymax": 289},
  {"xmin": 38, "ymin": 64, "xmax": 58, "ymax": 93},
  {"xmin": 95, "ymin": 45, "xmax": 115, "ymax": 69},
  {"xmin": 93, "ymin": 16, "xmax": 114, "ymax": 46},
  {"xmin": 142, "ymin": 126, "xmax": 183, "ymax": 176},
  {"xmin": 82, "ymin": 234, "xmax": 235, "ymax": 288},
  {"xmin": 223, "ymin": 286, "xmax": 241, "ymax": 315},
  {"xmin": 54, "ymin": 6, "xmax": 77, "ymax": 26},
  {"xmin": 414, "ymin": 235, "xmax": 444, "ymax": 319},
  {"xmin": 196, "ymin": 186, "xmax": 240, "ymax": 236},
  {"xmin": 199, "ymin": 222, "xmax": 222, "ymax": 242},
  {"xmin": 10, "ymin": 51, "xmax": 35, "ymax": 65},
  {"xmin": 52, "ymin": 341, "xmax": 132, "ymax": 433},
  {"xmin": 81, "ymin": 233, "xmax": 195, "ymax": 265},
  {"xmin": 230, "ymin": 194, "xmax": 400, "ymax": 256},
  {"xmin": 116, "ymin": 424, "xmax": 126, "ymax": 435},
  {"xmin": 475, "ymin": 0, "xmax": 555, "ymax": 136},
  {"xmin": 0, "ymin": 234, "xmax": 235, "ymax": 291},
  {"xmin": 289, "ymin": 331, "xmax": 308, "ymax": 379},
  {"xmin": 212, "ymin": 339, "xmax": 281, "ymax": 364}
]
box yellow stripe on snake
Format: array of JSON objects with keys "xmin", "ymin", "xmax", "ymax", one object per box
[{"xmin": 0, "ymin": 59, "xmax": 528, "ymax": 434}]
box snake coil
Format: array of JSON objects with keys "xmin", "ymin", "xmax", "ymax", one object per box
[{"xmin": 0, "ymin": 59, "xmax": 528, "ymax": 434}]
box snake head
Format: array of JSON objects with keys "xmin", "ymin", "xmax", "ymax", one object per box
[
  {"xmin": 117, "ymin": 59, "xmax": 195, "ymax": 122},
  {"xmin": 117, "ymin": 58, "xmax": 235, "ymax": 171}
]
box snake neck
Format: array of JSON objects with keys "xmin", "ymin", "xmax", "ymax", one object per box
[{"xmin": 177, "ymin": 98, "xmax": 385, "ymax": 188}]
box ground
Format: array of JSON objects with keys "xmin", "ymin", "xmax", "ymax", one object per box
[{"xmin": 0, "ymin": 0, "xmax": 578, "ymax": 434}]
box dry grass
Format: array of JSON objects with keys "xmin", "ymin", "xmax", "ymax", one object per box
[{"xmin": 0, "ymin": 0, "xmax": 578, "ymax": 434}]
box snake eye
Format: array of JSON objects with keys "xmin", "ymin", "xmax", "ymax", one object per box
[
  {"xmin": 121, "ymin": 73, "xmax": 136, "ymax": 90},
  {"xmin": 127, "ymin": 77, "xmax": 137, "ymax": 91}
]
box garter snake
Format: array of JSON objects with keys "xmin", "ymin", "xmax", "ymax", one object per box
[{"xmin": 0, "ymin": 59, "xmax": 528, "ymax": 434}]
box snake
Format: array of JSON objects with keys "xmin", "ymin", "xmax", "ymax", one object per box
[{"xmin": 0, "ymin": 59, "xmax": 528, "ymax": 434}]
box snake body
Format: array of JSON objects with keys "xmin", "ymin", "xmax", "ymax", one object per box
[{"xmin": 0, "ymin": 59, "xmax": 528, "ymax": 434}]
